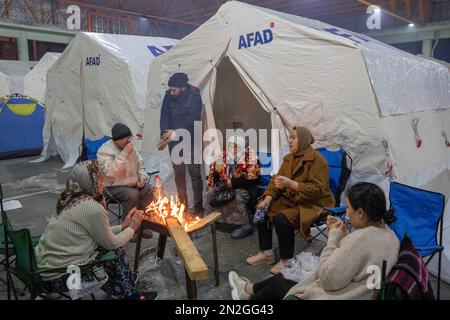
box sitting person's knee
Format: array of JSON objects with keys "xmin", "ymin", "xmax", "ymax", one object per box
[{"xmin": 274, "ymin": 212, "xmax": 288, "ymax": 225}]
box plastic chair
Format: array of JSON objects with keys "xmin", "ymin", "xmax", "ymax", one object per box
[
  {"xmin": 388, "ymin": 181, "xmax": 445, "ymax": 299},
  {"xmin": 308, "ymin": 147, "xmax": 352, "ymax": 242}
]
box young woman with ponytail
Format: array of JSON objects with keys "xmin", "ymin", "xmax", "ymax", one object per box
[{"xmin": 229, "ymin": 182, "xmax": 400, "ymax": 300}]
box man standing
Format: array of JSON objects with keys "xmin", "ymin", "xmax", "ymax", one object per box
[
  {"xmin": 97, "ymin": 123, "xmax": 152, "ymax": 224},
  {"xmin": 158, "ymin": 72, "xmax": 204, "ymax": 215}
]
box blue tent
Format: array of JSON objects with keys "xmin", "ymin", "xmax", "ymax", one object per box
[{"xmin": 0, "ymin": 94, "xmax": 46, "ymax": 159}]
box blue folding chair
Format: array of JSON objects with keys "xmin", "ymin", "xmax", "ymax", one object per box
[
  {"xmin": 309, "ymin": 147, "xmax": 352, "ymax": 242},
  {"xmin": 84, "ymin": 135, "xmax": 111, "ymax": 160},
  {"xmin": 388, "ymin": 182, "xmax": 445, "ymax": 300},
  {"xmin": 256, "ymin": 151, "xmax": 273, "ymax": 198}
]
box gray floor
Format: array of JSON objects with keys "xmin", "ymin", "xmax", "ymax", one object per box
[{"xmin": 1, "ymin": 156, "xmax": 449, "ymax": 300}]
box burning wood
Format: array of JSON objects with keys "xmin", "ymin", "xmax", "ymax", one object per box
[{"xmin": 145, "ymin": 195, "xmax": 201, "ymax": 232}]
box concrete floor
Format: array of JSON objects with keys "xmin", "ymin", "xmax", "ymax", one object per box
[{"xmin": 1, "ymin": 156, "xmax": 449, "ymax": 300}]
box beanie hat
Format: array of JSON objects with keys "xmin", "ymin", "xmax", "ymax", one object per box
[
  {"xmin": 112, "ymin": 123, "xmax": 132, "ymax": 141},
  {"xmin": 168, "ymin": 72, "xmax": 188, "ymax": 88}
]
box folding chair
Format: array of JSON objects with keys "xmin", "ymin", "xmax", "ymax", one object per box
[
  {"xmin": 388, "ymin": 182, "xmax": 445, "ymax": 300},
  {"xmin": 1, "ymin": 182, "xmax": 41, "ymax": 300},
  {"xmin": 308, "ymin": 147, "xmax": 352, "ymax": 242},
  {"xmin": 6, "ymin": 227, "xmax": 117, "ymax": 300}
]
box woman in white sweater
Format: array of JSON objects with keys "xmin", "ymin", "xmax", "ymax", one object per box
[
  {"xmin": 34, "ymin": 160, "xmax": 156, "ymax": 300},
  {"xmin": 229, "ymin": 182, "xmax": 400, "ymax": 300}
]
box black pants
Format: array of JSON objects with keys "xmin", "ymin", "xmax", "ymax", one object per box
[
  {"xmin": 173, "ymin": 163, "xmax": 203, "ymax": 211},
  {"xmin": 258, "ymin": 212, "xmax": 295, "ymax": 260},
  {"xmin": 251, "ymin": 274, "xmax": 297, "ymax": 300},
  {"xmin": 105, "ymin": 184, "xmax": 153, "ymax": 217}
]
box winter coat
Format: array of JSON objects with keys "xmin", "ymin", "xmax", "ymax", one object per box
[
  {"xmin": 160, "ymin": 84, "xmax": 202, "ymax": 152},
  {"xmin": 264, "ymin": 146, "xmax": 335, "ymax": 241}
]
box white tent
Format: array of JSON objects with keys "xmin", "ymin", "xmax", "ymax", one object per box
[
  {"xmin": 0, "ymin": 60, "xmax": 37, "ymax": 97},
  {"xmin": 24, "ymin": 52, "xmax": 61, "ymax": 103},
  {"xmin": 143, "ymin": 1, "xmax": 450, "ymax": 281},
  {"xmin": 37, "ymin": 32, "xmax": 178, "ymax": 168}
]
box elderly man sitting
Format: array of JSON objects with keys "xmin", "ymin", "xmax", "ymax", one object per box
[{"xmin": 97, "ymin": 123, "xmax": 152, "ymax": 238}]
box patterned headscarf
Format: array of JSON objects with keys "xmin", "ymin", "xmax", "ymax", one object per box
[{"xmin": 56, "ymin": 160, "xmax": 104, "ymax": 215}]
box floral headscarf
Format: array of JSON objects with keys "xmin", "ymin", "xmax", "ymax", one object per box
[{"xmin": 56, "ymin": 160, "xmax": 104, "ymax": 215}]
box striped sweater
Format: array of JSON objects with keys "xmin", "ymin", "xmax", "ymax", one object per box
[
  {"xmin": 285, "ymin": 225, "xmax": 400, "ymax": 300},
  {"xmin": 35, "ymin": 197, "xmax": 134, "ymax": 280}
]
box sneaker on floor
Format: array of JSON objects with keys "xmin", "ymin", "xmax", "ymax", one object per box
[
  {"xmin": 270, "ymin": 260, "xmax": 288, "ymax": 275},
  {"xmin": 246, "ymin": 251, "xmax": 275, "ymax": 266},
  {"xmin": 228, "ymin": 271, "xmax": 250, "ymax": 300}
]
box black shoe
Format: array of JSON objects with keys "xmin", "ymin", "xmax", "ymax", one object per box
[{"xmin": 230, "ymin": 224, "xmax": 254, "ymax": 240}]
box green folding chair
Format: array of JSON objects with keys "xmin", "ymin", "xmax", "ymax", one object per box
[{"xmin": 6, "ymin": 227, "xmax": 117, "ymax": 300}]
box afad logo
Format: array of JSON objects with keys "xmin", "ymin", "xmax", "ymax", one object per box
[
  {"xmin": 86, "ymin": 54, "xmax": 101, "ymax": 66},
  {"xmin": 148, "ymin": 45, "xmax": 174, "ymax": 57},
  {"xmin": 238, "ymin": 22, "xmax": 275, "ymax": 50}
]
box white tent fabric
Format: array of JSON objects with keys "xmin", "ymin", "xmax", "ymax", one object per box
[
  {"xmin": 23, "ymin": 52, "xmax": 61, "ymax": 103},
  {"xmin": 37, "ymin": 32, "xmax": 178, "ymax": 168},
  {"xmin": 0, "ymin": 60, "xmax": 37, "ymax": 96},
  {"xmin": 143, "ymin": 1, "xmax": 450, "ymax": 282}
]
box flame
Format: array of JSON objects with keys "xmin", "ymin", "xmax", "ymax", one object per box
[{"xmin": 145, "ymin": 195, "xmax": 201, "ymax": 232}]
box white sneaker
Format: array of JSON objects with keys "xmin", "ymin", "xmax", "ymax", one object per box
[{"xmin": 228, "ymin": 271, "xmax": 251, "ymax": 300}]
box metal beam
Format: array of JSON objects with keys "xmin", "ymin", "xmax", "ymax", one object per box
[
  {"xmin": 58, "ymin": 0, "xmax": 199, "ymax": 26},
  {"xmin": 0, "ymin": 21, "xmax": 76, "ymax": 44},
  {"xmin": 21, "ymin": 0, "xmax": 39, "ymax": 23},
  {"xmin": 355, "ymin": 0, "xmax": 421, "ymax": 25},
  {"xmin": 368, "ymin": 22, "xmax": 450, "ymax": 44}
]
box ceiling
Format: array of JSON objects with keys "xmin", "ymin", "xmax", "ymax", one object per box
[{"xmin": 69, "ymin": 0, "xmax": 450, "ymax": 27}]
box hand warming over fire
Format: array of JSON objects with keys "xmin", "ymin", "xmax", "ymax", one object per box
[
  {"xmin": 157, "ymin": 130, "xmax": 173, "ymax": 150},
  {"xmin": 128, "ymin": 210, "xmax": 144, "ymax": 232},
  {"xmin": 122, "ymin": 207, "xmax": 137, "ymax": 230}
]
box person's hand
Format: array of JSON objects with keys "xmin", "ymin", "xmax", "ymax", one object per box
[
  {"xmin": 122, "ymin": 207, "xmax": 137, "ymax": 230},
  {"xmin": 226, "ymin": 178, "xmax": 232, "ymax": 189},
  {"xmin": 326, "ymin": 215, "xmax": 340, "ymax": 231},
  {"xmin": 157, "ymin": 139, "xmax": 168, "ymax": 151},
  {"xmin": 123, "ymin": 142, "xmax": 134, "ymax": 155},
  {"xmin": 136, "ymin": 178, "xmax": 146, "ymax": 189},
  {"xmin": 274, "ymin": 175, "xmax": 295, "ymax": 189},
  {"xmin": 328, "ymin": 219, "xmax": 348, "ymax": 235},
  {"xmin": 157, "ymin": 130, "xmax": 173, "ymax": 151},
  {"xmin": 128, "ymin": 210, "xmax": 144, "ymax": 232},
  {"xmin": 162, "ymin": 130, "xmax": 173, "ymax": 141},
  {"xmin": 257, "ymin": 196, "xmax": 273, "ymax": 210}
]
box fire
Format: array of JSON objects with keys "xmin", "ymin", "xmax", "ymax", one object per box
[{"xmin": 145, "ymin": 195, "xmax": 201, "ymax": 232}]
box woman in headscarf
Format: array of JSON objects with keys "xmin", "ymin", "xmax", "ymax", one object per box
[
  {"xmin": 246, "ymin": 126, "xmax": 334, "ymax": 274},
  {"xmin": 34, "ymin": 160, "xmax": 157, "ymax": 300},
  {"xmin": 205, "ymin": 135, "xmax": 261, "ymax": 239}
]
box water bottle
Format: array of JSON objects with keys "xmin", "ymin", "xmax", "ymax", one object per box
[{"xmin": 253, "ymin": 208, "xmax": 267, "ymax": 224}]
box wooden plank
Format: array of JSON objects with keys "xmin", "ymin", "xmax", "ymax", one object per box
[
  {"xmin": 166, "ymin": 217, "xmax": 209, "ymax": 281},
  {"xmin": 186, "ymin": 211, "xmax": 221, "ymax": 234}
]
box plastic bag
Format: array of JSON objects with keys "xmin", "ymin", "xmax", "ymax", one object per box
[
  {"xmin": 281, "ymin": 252, "xmax": 320, "ymax": 283},
  {"xmin": 67, "ymin": 266, "xmax": 108, "ymax": 300}
]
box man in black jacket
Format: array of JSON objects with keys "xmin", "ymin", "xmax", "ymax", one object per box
[{"xmin": 157, "ymin": 72, "xmax": 204, "ymax": 215}]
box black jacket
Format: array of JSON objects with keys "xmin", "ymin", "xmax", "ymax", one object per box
[{"xmin": 160, "ymin": 85, "xmax": 202, "ymax": 149}]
